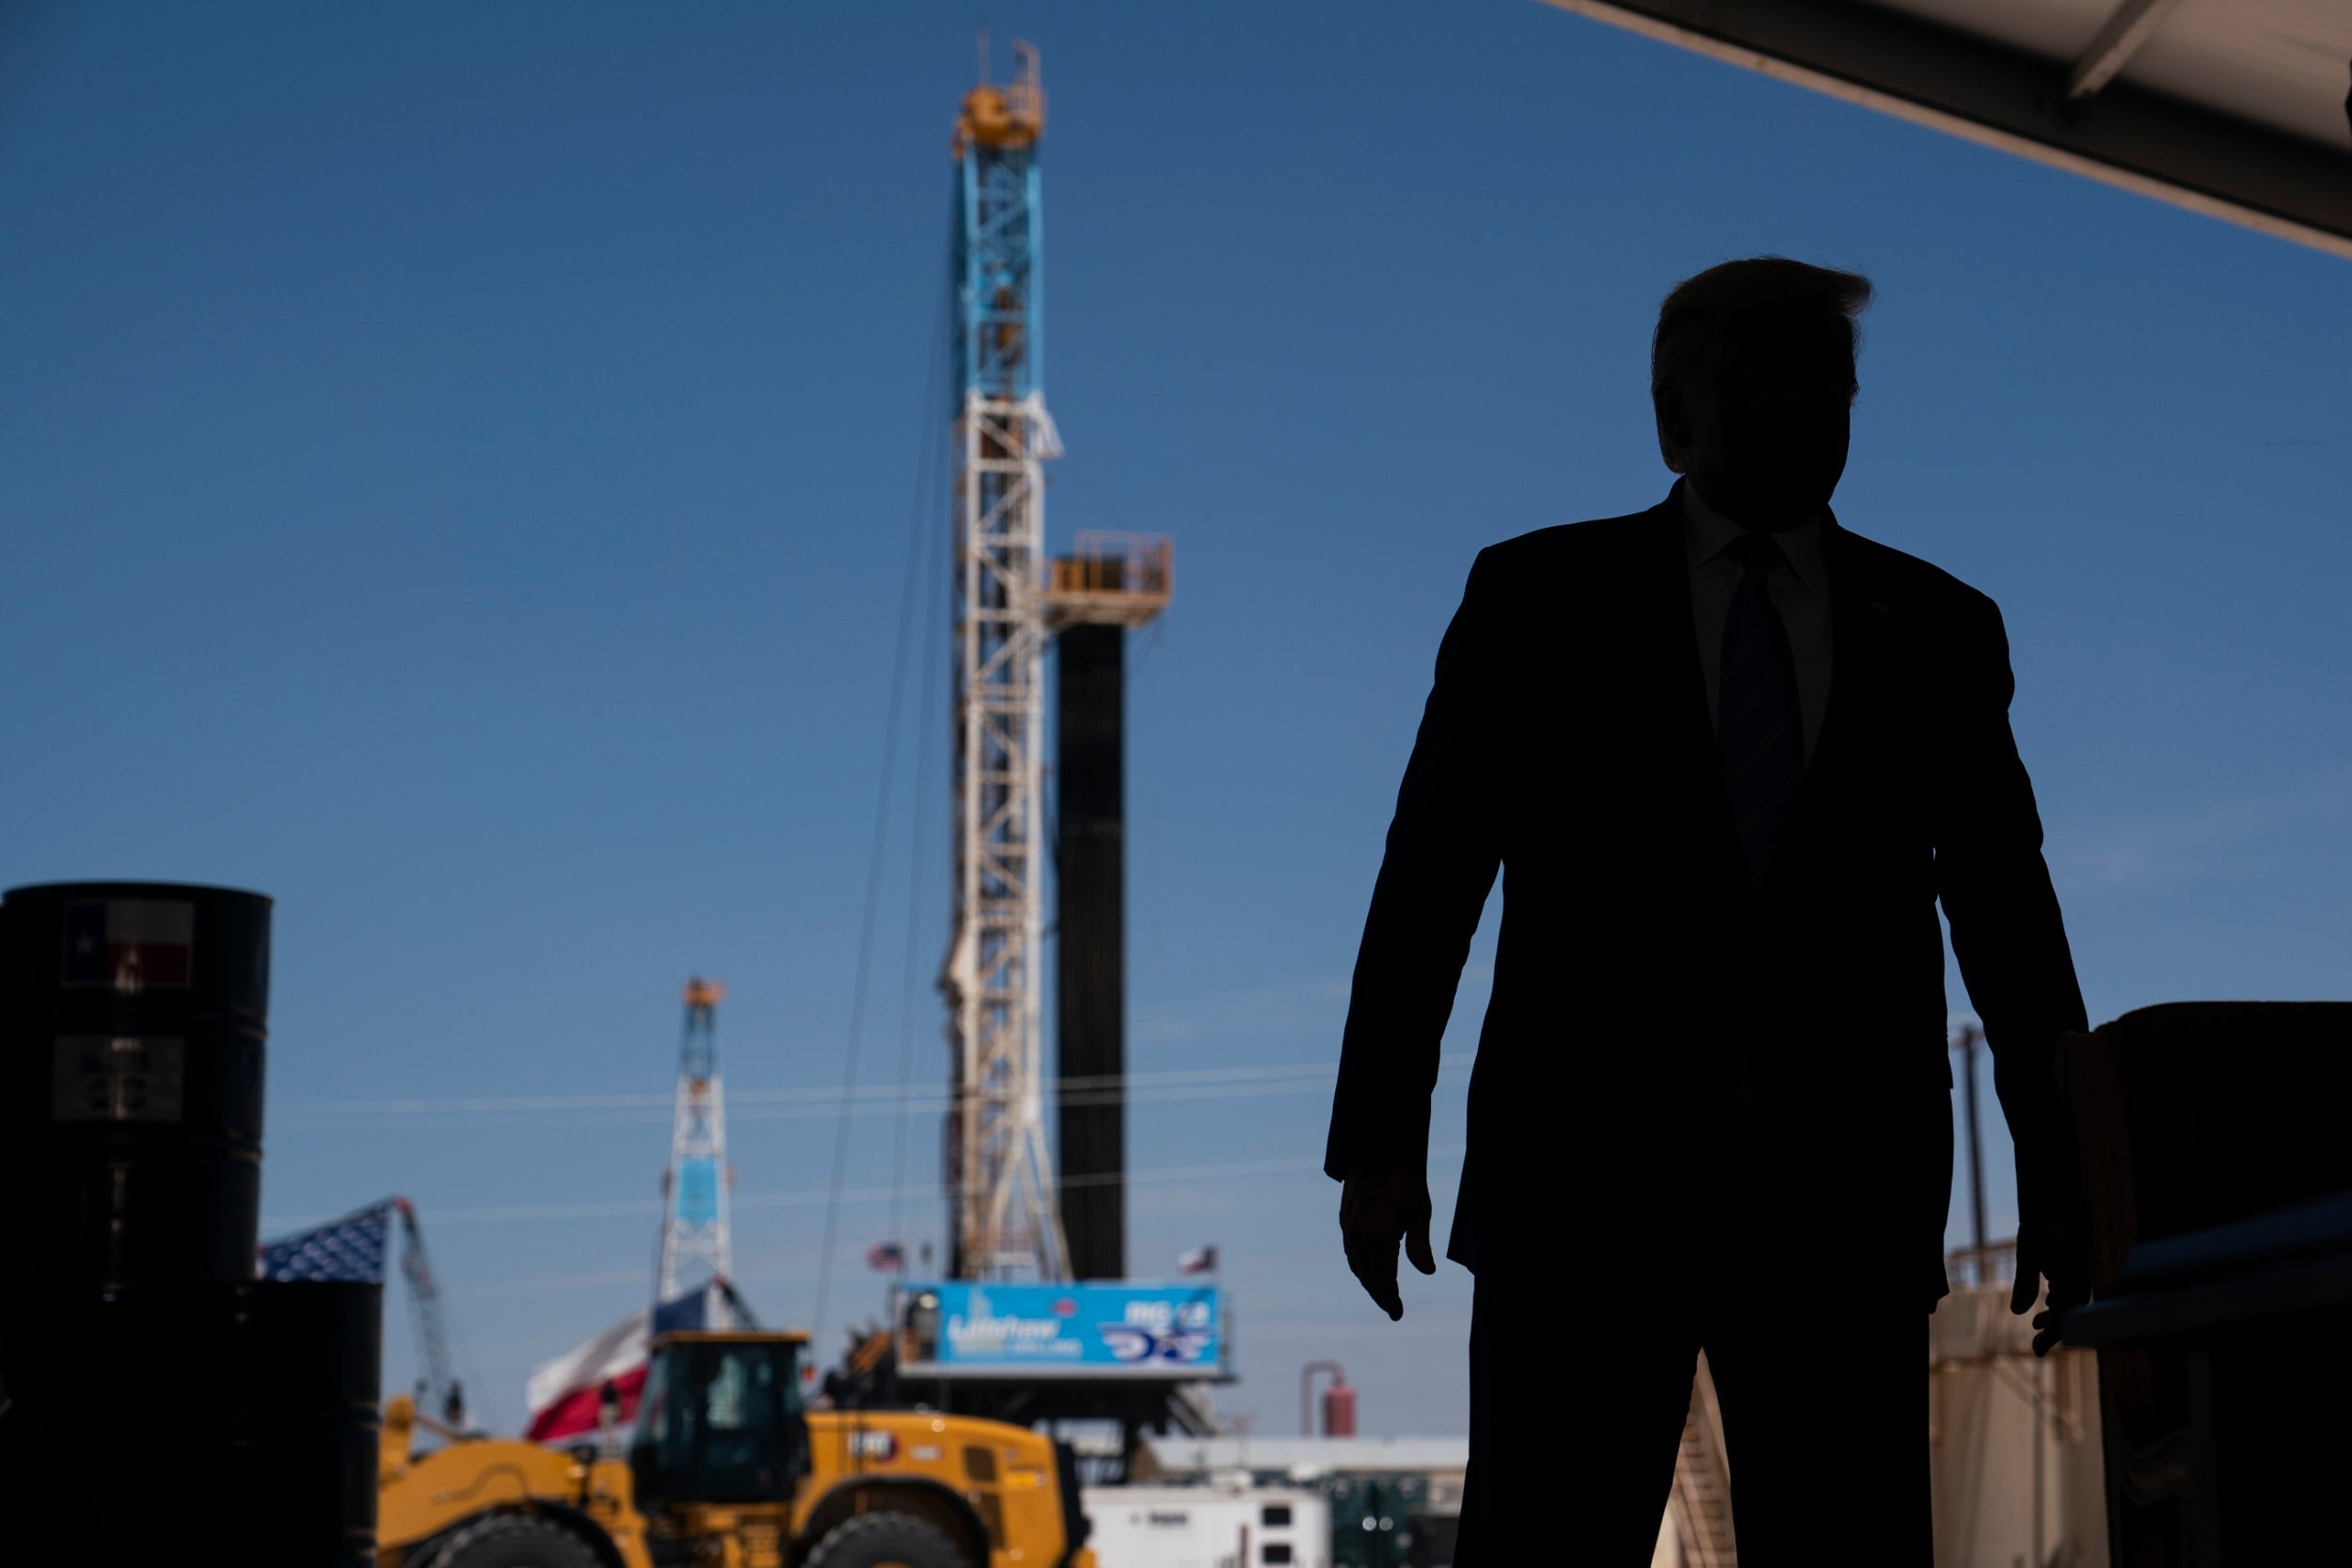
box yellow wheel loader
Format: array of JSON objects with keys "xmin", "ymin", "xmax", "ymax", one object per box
[{"xmin": 379, "ymin": 1330, "xmax": 1095, "ymax": 1568}]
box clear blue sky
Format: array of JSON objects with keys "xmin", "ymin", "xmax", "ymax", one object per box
[{"xmin": 3, "ymin": 1, "xmax": 2345, "ymax": 1437}]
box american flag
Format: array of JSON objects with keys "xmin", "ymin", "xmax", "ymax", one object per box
[
  {"xmin": 260, "ymin": 1201, "xmax": 393, "ymax": 1282},
  {"xmin": 866, "ymin": 1241, "xmax": 906, "ymax": 1273}
]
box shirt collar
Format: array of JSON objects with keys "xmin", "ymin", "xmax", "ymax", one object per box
[{"xmin": 1680, "ymin": 480, "xmax": 1828, "ymax": 588}]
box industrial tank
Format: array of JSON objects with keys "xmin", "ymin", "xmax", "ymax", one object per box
[
  {"xmin": 0, "ymin": 880, "xmax": 271, "ymax": 1287},
  {"xmin": 0, "ymin": 880, "xmax": 379, "ymax": 1567},
  {"xmin": 0, "ymin": 1276, "xmax": 382, "ymax": 1566}
]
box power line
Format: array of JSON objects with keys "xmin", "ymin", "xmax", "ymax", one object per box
[
  {"xmin": 262, "ymin": 1144, "xmax": 1471, "ymax": 1235},
  {"xmin": 274, "ymin": 1053, "xmax": 1466, "ymax": 1122},
  {"xmin": 810, "ymin": 240, "xmax": 955, "ymax": 1358},
  {"xmin": 267, "ymin": 1059, "xmax": 1475, "ymax": 1135},
  {"xmin": 888, "ymin": 308, "xmax": 952, "ymax": 1259}
]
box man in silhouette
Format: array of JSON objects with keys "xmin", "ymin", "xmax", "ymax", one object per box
[{"xmin": 1326, "ymin": 259, "xmax": 2086, "ymax": 1561}]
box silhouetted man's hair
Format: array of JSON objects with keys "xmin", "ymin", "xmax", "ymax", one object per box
[{"xmin": 1651, "ymin": 257, "xmax": 1873, "ymax": 436}]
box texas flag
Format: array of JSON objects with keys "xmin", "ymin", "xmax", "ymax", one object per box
[
  {"xmin": 64, "ymin": 899, "xmax": 194, "ymax": 990},
  {"xmin": 523, "ymin": 1282, "xmax": 718, "ymax": 1445}
]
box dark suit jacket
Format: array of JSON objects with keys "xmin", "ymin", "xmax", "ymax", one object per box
[{"xmin": 1325, "ymin": 488, "xmax": 2086, "ymax": 1299}]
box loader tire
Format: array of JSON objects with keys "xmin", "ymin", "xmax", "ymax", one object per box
[
  {"xmin": 803, "ymin": 1509, "xmax": 969, "ymax": 1568},
  {"xmin": 426, "ymin": 1512, "xmax": 602, "ymax": 1568}
]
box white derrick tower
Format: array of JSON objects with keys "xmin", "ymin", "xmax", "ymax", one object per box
[
  {"xmin": 658, "ymin": 975, "xmax": 734, "ymax": 1320},
  {"xmin": 942, "ymin": 44, "xmax": 1069, "ymax": 1281}
]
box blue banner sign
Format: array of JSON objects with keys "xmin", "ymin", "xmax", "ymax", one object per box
[{"xmin": 898, "ymin": 1282, "xmax": 1221, "ymax": 1374}]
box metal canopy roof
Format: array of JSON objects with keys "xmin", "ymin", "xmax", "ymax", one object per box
[{"xmin": 1540, "ymin": 0, "xmax": 2352, "ymax": 260}]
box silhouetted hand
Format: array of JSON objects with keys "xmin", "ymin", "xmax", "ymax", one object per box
[
  {"xmin": 2011, "ymin": 1118, "xmax": 2090, "ymax": 1357},
  {"xmin": 1340, "ymin": 1168, "xmax": 1436, "ymax": 1321},
  {"xmin": 2012, "ymin": 1219, "xmax": 2086, "ymax": 1357}
]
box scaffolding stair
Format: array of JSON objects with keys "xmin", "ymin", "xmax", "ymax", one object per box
[{"xmin": 1669, "ymin": 1354, "xmax": 1739, "ymax": 1567}]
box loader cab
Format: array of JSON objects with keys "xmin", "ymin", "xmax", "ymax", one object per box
[{"xmin": 628, "ymin": 1331, "xmax": 810, "ymax": 1509}]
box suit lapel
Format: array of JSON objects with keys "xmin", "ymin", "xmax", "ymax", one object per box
[
  {"xmin": 1636, "ymin": 489, "xmax": 1750, "ymax": 888},
  {"xmin": 1612, "ymin": 489, "xmax": 1875, "ymax": 894},
  {"xmin": 1768, "ymin": 514, "xmax": 1885, "ymax": 882},
  {"xmin": 1640, "ymin": 488, "xmax": 1724, "ymax": 787}
]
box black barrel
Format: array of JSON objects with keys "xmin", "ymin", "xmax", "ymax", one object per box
[
  {"xmin": 201, "ymin": 1279, "xmax": 384, "ymax": 1568},
  {"xmin": 0, "ymin": 881, "xmax": 271, "ymax": 1290},
  {"xmin": 0, "ymin": 1278, "xmax": 381, "ymax": 1568}
]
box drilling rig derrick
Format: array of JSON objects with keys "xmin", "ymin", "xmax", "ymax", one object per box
[
  {"xmin": 943, "ymin": 40, "xmax": 1065, "ymax": 1282},
  {"xmin": 658, "ymin": 975, "xmax": 733, "ymax": 1322}
]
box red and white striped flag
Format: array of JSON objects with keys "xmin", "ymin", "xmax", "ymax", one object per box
[{"xmin": 523, "ymin": 1283, "xmax": 714, "ymax": 1444}]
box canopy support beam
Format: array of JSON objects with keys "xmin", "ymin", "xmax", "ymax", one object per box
[
  {"xmin": 1539, "ymin": 0, "xmax": 2352, "ymax": 261},
  {"xmin": 2066, "ymin": 0, "xmax": 2187, "ymax": 103}
]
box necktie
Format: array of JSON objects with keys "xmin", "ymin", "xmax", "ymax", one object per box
[{"xmin": 1718, "ymin": 531, "xmax": 1804, "ymax": 881}]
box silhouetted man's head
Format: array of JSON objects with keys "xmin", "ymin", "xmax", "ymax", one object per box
[{"xmin": 1651, "ymin": 258, "xmax": 1872, "ymax": 532}]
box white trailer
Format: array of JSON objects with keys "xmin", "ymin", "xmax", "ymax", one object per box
[{"xmin": 1083, "ymin": 1484, "xmax": 1331, "ymax": 1568}]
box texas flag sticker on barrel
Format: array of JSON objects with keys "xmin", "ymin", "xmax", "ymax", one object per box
[{"xmin": 63, "ymin": 898, "xmax": 195, "ymax": 990}]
